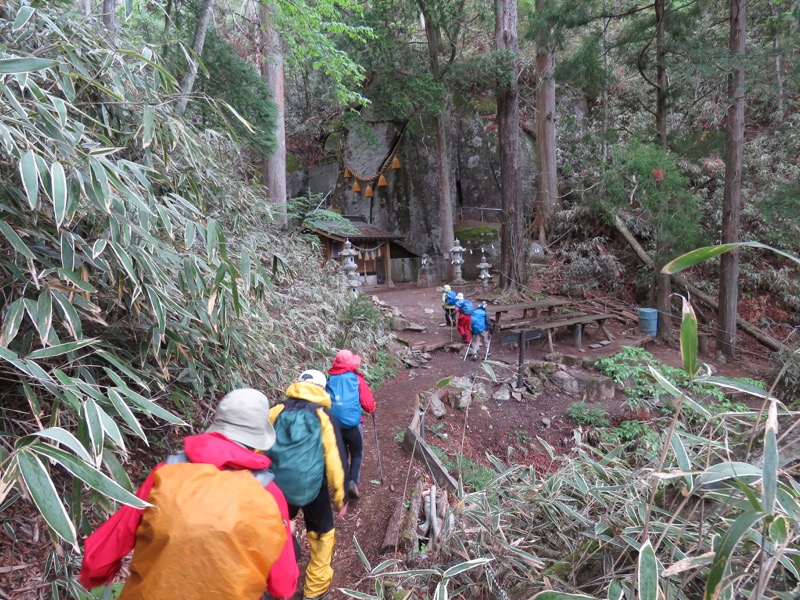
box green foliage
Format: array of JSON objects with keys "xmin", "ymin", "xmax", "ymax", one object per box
[
  {"xmin": 0, "ymin": 2, "xmax": 384, "ymax": 566},
  {"xmin": 758, "ymin": 177, "xmax": 800, "ymax": 247},
  {"xmin": 453, "ymin": 225, "xmax": 500, "ymax": 248},
  {"xmin": 197, "ymin": 30, "xmax": 277, "ymax": 158},
  {"xmin": 287, "ymin": 190, "xmax": 358, "ymax": 239},
  {"xmin": 566, "ymin": 401, "xmax": 610, "ymax": 427},
  {"xmin": 271, "ymin": 0, "xmax": 373, "ymax": 106},
  {"xmin": 612, "ymin": 419, "xmax": 658, "ymax": 445},
  {"xmin": 427, "ymin": 422, "xmax": 448, "ymax": 439},
  {"xmin": 601, "ymin": 139, "xmax": 705, "ymax": 267},
  {"xmin": 555, "ymin": 34, "xmax": 610, "ymax": 101}
]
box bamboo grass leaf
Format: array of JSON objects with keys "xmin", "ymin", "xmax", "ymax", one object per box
[
  {"xmin": 17, "ymin": 450, "xmax": 77, "ymax": 546},
  {"xmin": 663, "ymin": 242, "xmax": 799, "ymax": 273},
  {"xmin": 17, "ymin": 427, "xmax": 93, "ymax": 463},
  {"xmin": 0, "ymin": 57, "xmax": 58, "ymax": 74},
  {"xmin": 12, "ymin": 6, "xmax": 36, "ymax": 31},
  {"xmin": 0, "ymin": 220, "xmax": 36, "ymax": 260},
  {"xmin": 28, "ymin": 442, "xmax": 148, "ymax": 508},
  {"xmin": 1, "ymin": 299, "xmax": 26, "ymax": 347},
  {"xmin": 637, "ymin": 539, "xmax": 659, "ymax": 600},
  {"xmin": 762, "ymin": 400, "xmax": 779, "ymax": 515},
  {"xmin": 19, "ymin": 149, "xmax": 39, "ymax": 209},
  {"xmin": 50, "ymin": 162, "xmax": 67, "ymax": 228},
  {"xmin": 679, "ymin": 296, "xmax": 698, "ymax": 377},
  {"xmin": 705, "ymin": 511, "xmax": 767, "ymax": 600}
]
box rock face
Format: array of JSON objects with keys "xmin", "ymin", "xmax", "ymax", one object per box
[
  {"xmin": 550, "ymin": 369, "xmax": 616, "ymax": 402},
  {"xmin": 329, "ymin": 113, "xmax": 537, "ymax": 258}
]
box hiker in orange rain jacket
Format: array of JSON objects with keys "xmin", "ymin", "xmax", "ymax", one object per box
[{"xmin": 79, "ymin": 389, "xmax": 298, "ymax": 600}]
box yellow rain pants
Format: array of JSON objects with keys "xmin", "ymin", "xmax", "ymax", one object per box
[{"xmin": 304, "ymin": 529, "xmax": 336, "ymax": 599}]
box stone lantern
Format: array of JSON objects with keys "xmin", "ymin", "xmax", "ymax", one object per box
[
  {"xmin": 477, "ymin": 249, "xmax": 492, "ymax": 292},
  {"xmin": 339, "ymin": 239, "xmax": 361, "ymax": 297},
  {"xmin": 449, "ymin": 238, "xmax": 466, "ymax": 284}
]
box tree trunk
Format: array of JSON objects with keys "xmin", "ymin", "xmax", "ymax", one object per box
[
  {"xmin": 174, "ymin": 0, "xmax": 215, "ymax": 116},
  {"xmin": 532, "ymin": 0, "xmax": 557, "ymax": 246},
  {"xmin": 434, "ymin": 104, "xmax": 456, "ymax": 281},
  {"xmin": 655, "ymin": 0, "xmax": 668, "ymax": 148},
  {"xmin": 101, "ymin": 0, "xmax": 115, "ymax": 32},
  {"xmin": 718, "ymin": 0, "xmax": 746, "ymax": 359},
  {"xmin": 260, "ymin": 5, "xmax": 287, "ymax": 223},
  {"xmin": 418, "ymin": 0, "xmax": 455, "ymax": 281},
  {"xmin": 497, "ymin": 0, "xmax": 527, "ymax": 289},
  {"xmin": 81, "ymin": 0, "xmax": 92, "ymax": 17}
]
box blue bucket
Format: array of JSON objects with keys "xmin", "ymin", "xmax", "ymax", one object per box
[{"xmin": 638, "ymin": 308, "xmax": 658, "ymax": 337}]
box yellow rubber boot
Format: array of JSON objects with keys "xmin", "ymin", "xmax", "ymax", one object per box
[{"xmin": 304, "ymin": 529, "xmax": 336, "ymax": 600}]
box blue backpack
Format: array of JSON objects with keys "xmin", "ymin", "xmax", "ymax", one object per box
[
  {"xmin": 445, "ymin": 290, "xmax": 457, "ymax": 305},
  {"xmin": 471, "ymin": 308, "xmax": 487, "ymax": 334},
  {"xmin": 267, "ymin": 405, "xmax": 325, "ymax": 507},
  {"xmin": 326, "ymin": 373, "xmax": 362, "ymax": 427},
  {"xmin": 459, "ymin": 300, "xmax": 474, "ymax": 316}
]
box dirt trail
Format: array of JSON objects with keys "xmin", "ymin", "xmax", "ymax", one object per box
[
  {"xmin": 321, "ymin": 284, "xmax": 643, "ymax": 597},
  {"xmin": 319, "ymin": 284, "xmax": 772, "ymax": 599}
]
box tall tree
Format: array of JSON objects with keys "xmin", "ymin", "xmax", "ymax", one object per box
[
  {"xmin": 102, "ymin": 0, "xmax": 116, "ymax": 31},
  {"xmin": 417, "ymin": 0, "xmax": 456, "ymax": 280},
  {"xmin": 496, "ymin": 0, "xmax": 527, "ymax": 289},
  {"xmin": 718, "ymin": 0, "xmax": 747, "ymax": 359},
  {"xmin": 260, "ymin": 5, "xmax": 287, "ymax": 222},
  {"xmin": 175, "ymin": 0, "xmax": 216, "ymax": 116},
  {"xmin": 532, "ymin": 0, "xmax": 558, "ymax": 246}
]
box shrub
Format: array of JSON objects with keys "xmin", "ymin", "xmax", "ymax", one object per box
[{"xmin": 566, "ymin": 401, "xmax": 610, "ymax": 427}]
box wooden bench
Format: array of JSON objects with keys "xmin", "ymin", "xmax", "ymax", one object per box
[
  {"xmin": 497, "ymin": 312, "xmax": 588, "ymax": 331},
  {"xmin": 532, "ymin": 313, "xmax": 616, "ymax": 352},
  {"xmin": 491, "ymin": 299, "xmax": 572, "ymax": 326}
]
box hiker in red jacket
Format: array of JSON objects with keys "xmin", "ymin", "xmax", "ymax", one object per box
[
  {"xmin": 79, "ymin": 389, "xmax": 299, "ymax": 600},
  {"xmin": 326, "ymin": 350, "xmax": 375, "ymax": 500}
]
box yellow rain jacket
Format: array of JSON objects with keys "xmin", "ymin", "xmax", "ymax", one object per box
[{"xmin": 269, "ymin": 381, "xmax": 347, "ymax": 509}]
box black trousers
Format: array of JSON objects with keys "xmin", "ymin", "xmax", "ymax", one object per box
[{"xmin": 289, "ymin": 481, "xmax": 334, "ymax": 534}]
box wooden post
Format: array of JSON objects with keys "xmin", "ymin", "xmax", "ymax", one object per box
[
  {"xmin": 573, "ymin": 323, "xmax": 582, "ymax": 349},
  {"xmin": 547, "ymin": 330, "xmax": 554, "ymax": 354},
  {"xmin": 600, "ymin": 320, "xmax": 614, "ymax": 342},
  {"xmin": 384, "ymin": 241, "xmax": 394, "ymax": 287},
  {"xmin": 517, "ymin": 330, "xmax": 525, "ymax": 389}
]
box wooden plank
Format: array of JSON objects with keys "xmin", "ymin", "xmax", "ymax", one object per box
[
  {"xmin": 533, "ymin": 313, "xmax": 615, "ymax": 331},
  {"xmin": 498, "ymin": 312, "xmax": 588, "ymax": 330},
  {"xmin": 501, "ymin": 329, "xmax": 542, "ymax": 345},
  {"xmin": 402, "ymin": 425, "xmax": 458, "ymax": 493},
  {"xmin": 490, "ymin": 298, "xmax": 571, "ymax": 317}
]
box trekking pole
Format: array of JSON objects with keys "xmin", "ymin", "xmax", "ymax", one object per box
[
  {"xmin": 463, "ymin": 337, "xmax": 473, "ymax": 361},
  {"xmin": 371, "ymin": 412, "xmax": 385, "ymax": 484},
  {"xmin": 485, "ymin": 334, "xmax": 492, "ymax": 361}
]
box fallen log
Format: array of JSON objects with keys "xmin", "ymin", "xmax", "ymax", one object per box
[
  {"xmin": 380, "ymin": 500, "xmax": 408, "ymax": 555},
  {"xmin": 399, "ymin": 479, "xmax": 424, "ymax": 553},
  {"xmin": 612, "ymin": 213, "xmax": 782, "ymax": 352}
]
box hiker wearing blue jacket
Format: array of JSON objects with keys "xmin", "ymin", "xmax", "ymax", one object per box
[
  {"xmin": 326, "ymin": 350, "xmax": 375, "ymax": 501},
  {"xmin": 442, "ymin": 285, "xmax": 457, "ymax": 326},
  {"xmin": 469, "ymin": 302, "xmax": 493, "ymax": 360}
]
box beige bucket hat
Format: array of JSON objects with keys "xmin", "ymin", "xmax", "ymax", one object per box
[{"xmin": 206, "ymin": 388, "xmax": 276, "ymax": 451}]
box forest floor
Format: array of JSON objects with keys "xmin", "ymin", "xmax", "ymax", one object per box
[
  {"xmin": 305, "ymin": 283, "xmax": 774, "ymax": 599},
  {"xmin": 0, "ymin": 284, "xmax": 776, "ymax": 600}
]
